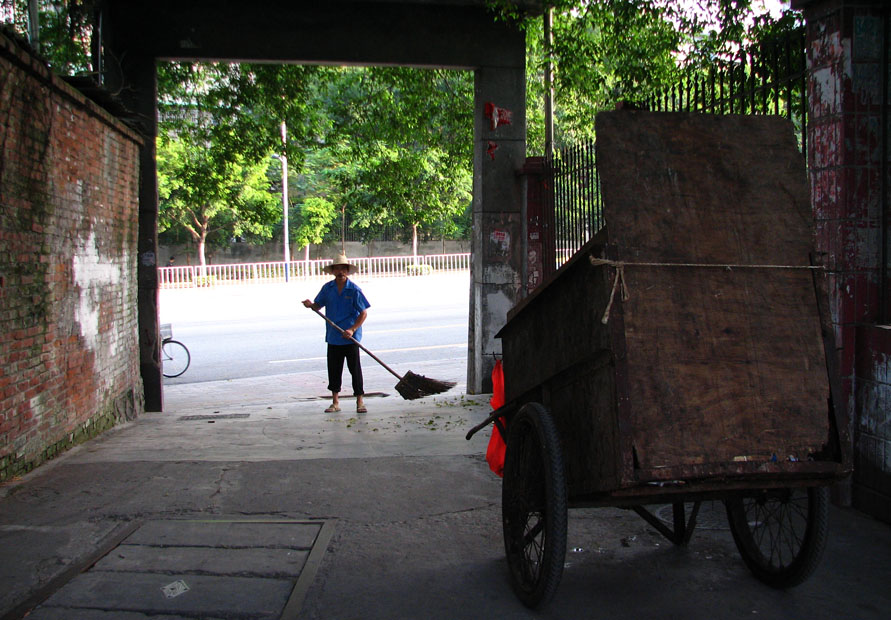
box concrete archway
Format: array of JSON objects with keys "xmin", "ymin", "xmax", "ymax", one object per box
[{"xmin": 102, "ymin": 0, "xmax": 535, "ymax": 409}]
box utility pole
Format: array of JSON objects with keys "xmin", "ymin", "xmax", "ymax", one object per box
[
  {"xmin": 341, "ymin": 204, "xmax": 346, "ymax": 253},
  {"xmin": 281, "ymin": 120, "xmax": 290, "ymax": 282},
  {"xmin": 544, "ymin": 7, "xmax": 555, "ymax": 159},
  {"xmin": 27, "ymin": 0, "xmax": 39, "ymax": 52}
]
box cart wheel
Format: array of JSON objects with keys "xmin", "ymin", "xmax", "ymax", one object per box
[
  {"xmin": 724, "ymin": 486, "xmax": 829, "ymax": 588},
  {"xmin": 502, "ymin": 402, "xmax": 567, "ymax": 608}
]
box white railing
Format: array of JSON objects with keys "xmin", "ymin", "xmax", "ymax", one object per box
[{"xmin": 158, "ymin": 253, "xmax": 470, "ymax": 289}]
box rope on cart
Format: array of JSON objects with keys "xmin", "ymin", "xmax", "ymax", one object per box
[{"xmin": 589, "ymin": 255, "xmax": 824, "ymax": 325}]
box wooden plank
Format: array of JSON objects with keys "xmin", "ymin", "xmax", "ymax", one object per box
[
  {"xmin": 596, "ymin": 111, "xmax": 814, "ymax": 266},
  {"xmin": 595, "ymin": 111, "xmax": 832, "ymax": 474},
  {"xmin": 543, "ymin": 353, "xmax": 620, "ymax": 495},
  {"xmin": 622, "ymin": 266, "xmax": 829, "ymax": 471},
  {"xmin": 500, "ymin": 232, "xmax": 613, "ymax": 403}
]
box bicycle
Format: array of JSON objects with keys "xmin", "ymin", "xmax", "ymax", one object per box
[{"xmin": 160, "ymin": 324, "xmax": 191, "ymax": 378}]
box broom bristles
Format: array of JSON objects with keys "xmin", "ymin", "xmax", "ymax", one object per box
[{"xmin": 395, "ymin": 370, "xmax": 456, "ymax": 400}]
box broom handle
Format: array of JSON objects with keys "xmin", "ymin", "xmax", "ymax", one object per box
[{"xmin": 310, "ymin": 307, "xmax": 405, "ymax": 382}]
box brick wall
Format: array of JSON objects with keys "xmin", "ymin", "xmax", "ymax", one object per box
[
  {"xmin": 0, "ymin": 31, "xmax": 143, "ymax": 482},
  {"xmin": 801, "ymin": 0, "xmax": 890, "ymax": 521}
]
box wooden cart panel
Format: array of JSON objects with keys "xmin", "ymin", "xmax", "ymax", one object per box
[{"xmin": 500, "ymin": 112, "xmax": 843, "ymax": 497}]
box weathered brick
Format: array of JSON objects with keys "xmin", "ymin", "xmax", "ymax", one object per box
[{"xmin": 0, "ymin": 31, "xmax": 144, "ymax": 482}]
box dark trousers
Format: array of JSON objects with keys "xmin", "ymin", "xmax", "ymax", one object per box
[{"xmin": 327, "ymin": 343, "xmax": 364, "ymax": 396}]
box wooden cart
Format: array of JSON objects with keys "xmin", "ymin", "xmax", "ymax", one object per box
[{"xmin": 466, "ymin": 111, "xmax": 851, "ymax": 608}]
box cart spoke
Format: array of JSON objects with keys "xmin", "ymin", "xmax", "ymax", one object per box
[
  {"xmin": 742, "ymin": 490, "xmax": 810, "ymax": 570},
  {"xmin": 727, "ymin": 486, "xmax": 827, "ymax": 588},
  {"xmin": 524, "ymin": 516, "xmax": 545, "ymax": 545}
]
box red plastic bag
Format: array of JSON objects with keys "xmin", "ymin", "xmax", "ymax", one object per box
[{"xmin": 486, "ymin": 359, "xmax": 507, "ymax": 477}]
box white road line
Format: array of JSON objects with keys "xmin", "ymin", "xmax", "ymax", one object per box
[
  {"xmin": 269, "ymin": 343, "xmax": 466, "ymax": 364},
  {"xmin": 370, "ymin": 325, "xmax": 466, "ymax": 335}
]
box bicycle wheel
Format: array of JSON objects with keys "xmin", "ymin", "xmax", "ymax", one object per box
[
  {"xmin": 725, "ymin": 486, "xmax": 829, "ymax": 588},
  {"xmin": 161, "ymin": 339, "xmax": 190, "ymax": 378},
  {"xmin": 502, "ymin": 402, "xmax": 567, "ymax": 608}
]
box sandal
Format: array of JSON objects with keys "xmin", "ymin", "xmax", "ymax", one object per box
[
  {"xmin": 325, "ymin": 404, "xmax": 341, "ymax": 413},
  {"xmin": 356, "ymin": 405, "xmax": 368, "ymax": 413}
]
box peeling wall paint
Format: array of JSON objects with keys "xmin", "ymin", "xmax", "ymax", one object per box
[
  {"xmin": 73, "ymin": 230, "xmax": 120, "ymax": 348},
  {"xmin": 802, "ymin": 0, "xmax": 890, "ymax": 519},
  {"xmin": 483, "ymin": 288, "xmax": 514, "ymax": 354}
]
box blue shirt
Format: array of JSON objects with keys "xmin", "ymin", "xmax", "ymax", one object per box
[{"xmin": 314, "ymin": 279, "xmax": 371, "ymax": 345}]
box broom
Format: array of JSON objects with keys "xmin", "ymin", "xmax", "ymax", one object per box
[{"xmin": 310, "ymin": 307, "xmax": 456, "ymax": 400}]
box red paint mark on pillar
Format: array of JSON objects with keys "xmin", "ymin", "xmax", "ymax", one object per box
[
  {"xmin": 487, "ymin": 141, "xmax": 499, "ymax": 160},
  {"xmin": 484, "ymin": 102, "xmax": 513, "ymax": 131}
]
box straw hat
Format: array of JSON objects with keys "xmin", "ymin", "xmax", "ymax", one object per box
[{"xmin": 324, "ymin": 251, "xmax": 359, "ymax": 275}]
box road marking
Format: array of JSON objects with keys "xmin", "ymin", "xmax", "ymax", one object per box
[
  {"xmin": 370, "ymin": 323, "xmax": 466, "ymax": 334},
  {"xmin": 376, "ymin": 343, "xmax": 466, "ymax": 354},
  {"xmin": 269, "ymin": 343, "xmax": 466, "ymax": 364},
  {"xmin": 269, "ymin": 356, "xmax": 328, "ymax": 364}
]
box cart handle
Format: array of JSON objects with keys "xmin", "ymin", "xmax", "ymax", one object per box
[{"xmin": 465, "ymin": 403, "xmax": 518, "ymax": 440}]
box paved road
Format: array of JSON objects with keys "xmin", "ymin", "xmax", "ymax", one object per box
[{"xmin": 159, "ymin": 272, "xmax": 470, "ymax": 386}]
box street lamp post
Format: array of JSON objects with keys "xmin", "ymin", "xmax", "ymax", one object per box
[{"xmin": 281, "ymin": 120, "xmax": 290, "ymax": 282}]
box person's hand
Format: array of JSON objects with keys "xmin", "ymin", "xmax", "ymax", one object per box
[
  {"xmin": 342, "ymin": 328, "xmax": 355, "ymax": 339},
  {"xmin": 302, "ymin": 299, "xmax": 313, "ymax": 308}
]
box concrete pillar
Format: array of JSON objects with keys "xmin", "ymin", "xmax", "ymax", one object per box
[
  {"xmin": 794, "ymin": 0, "xmax": 889, "ymax": 516},
  {"xmin": 468, "ymin": 66, "xmax": 526, "ymax": 394},
  {"xmin": 121, "ymin": 56, "xmax": 163, "ymax": 412},
  {"xmin": 521, "ymin": 156, "xmax": 551, "ymax": 294}
]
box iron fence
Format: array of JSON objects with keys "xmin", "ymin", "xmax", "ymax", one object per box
[
  {"xmin": 158, "ymin": 252, "xmax": 470, "ymax": 288},
  {"xmin": 543, "ymin": 140, "xmax": 603, "ymax": 277},
  {"xmin": 644, "ymin": 27, "xmax": 808, "ymax": 154},
  {"xmin": 539, "ymin": 27, "xmax": 808, "ymax": 277}
]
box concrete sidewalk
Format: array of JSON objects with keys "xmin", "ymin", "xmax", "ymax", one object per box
[{"xmin": 1, "ymin": 374, "xmax": 890, "ymax": 619}]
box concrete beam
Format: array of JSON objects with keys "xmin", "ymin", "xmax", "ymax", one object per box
[{"xmin": 105, "ymin": 0, "xmax": 527, "ymax": 69}]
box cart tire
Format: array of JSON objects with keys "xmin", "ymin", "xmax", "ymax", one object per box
[
  {"xmin": 502, "ymin": 402, "xmax": 568, "ymax": 608},
  {"xmin": 725, "ymin": 486, "xmax": 829, "ymax": 588}
]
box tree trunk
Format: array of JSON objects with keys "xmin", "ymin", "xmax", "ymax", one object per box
[
  {"xmin": 197, "ymin": 238, "xmax": 207, "ymax": 276},
  {"xmin": 412, "ymin": 223, "xmax": 419, "ymax": 261},
  {"xmin": 197, "ymin": 219, "xmax": 209, "ymax": 279}
]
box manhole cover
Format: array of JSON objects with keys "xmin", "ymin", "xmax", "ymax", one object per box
[{"xmin": 20, "ymin": 519, "xmax": 334, "ymax": 619}]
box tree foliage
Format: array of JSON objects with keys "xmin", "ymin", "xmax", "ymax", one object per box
[
  {"xmin": 156, "ymin": 62, "xmax": 320, "ymax": 265},
  {"xmin": 515, "ymin": 0, "xmax": 800, "ymax": 150},
  {"xmin": 343, "ymin": 143, "xmax": 472, "ymax": 252},
  {"xmin": 156, "ymin": 129, "xmax": 279, "ymax": 267},
  {"xmin": 2, "ymin": 0, "xmax": 93, "ymax": 74},
  {"xmin": 10, "ymin": 0, "xmax": 800, "ymax": 256},
  {"xmin": 293, "ymin": 196, "xmax": 338, "ymax": 252},
  {"xmin": 318, "ymin": 67, "xmax": 474, "ymax": 247}
]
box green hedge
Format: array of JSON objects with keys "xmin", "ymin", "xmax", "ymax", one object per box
[{"xmin": 406, "ymin": 264, "xmax": 433, "ymax": 276}]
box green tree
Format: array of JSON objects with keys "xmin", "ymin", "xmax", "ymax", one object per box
[
  {"xmin": 321, "ymin": 66, "xmax": 474, "ymax": 246},
  {"xmin": 156, "ymin": 62, "xmax": 324, "ymax": 264},
  {"xmin": 344, "ymin": 143, "xmax": 471, "ymax": 258},
  {"xmin": 156, "ymin": 132, "xmax": 279, "ymax": 269},
  {"xmin": 293, "ymin": 196, "xmax": 338, "ymax": 262},
  {"xmin": 512, "ymin": 0, "xmax": 800, "ymax": 151},
  {"xmin": 3, "ymin": 0, "xmax": 93, "ymax": 75}
]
